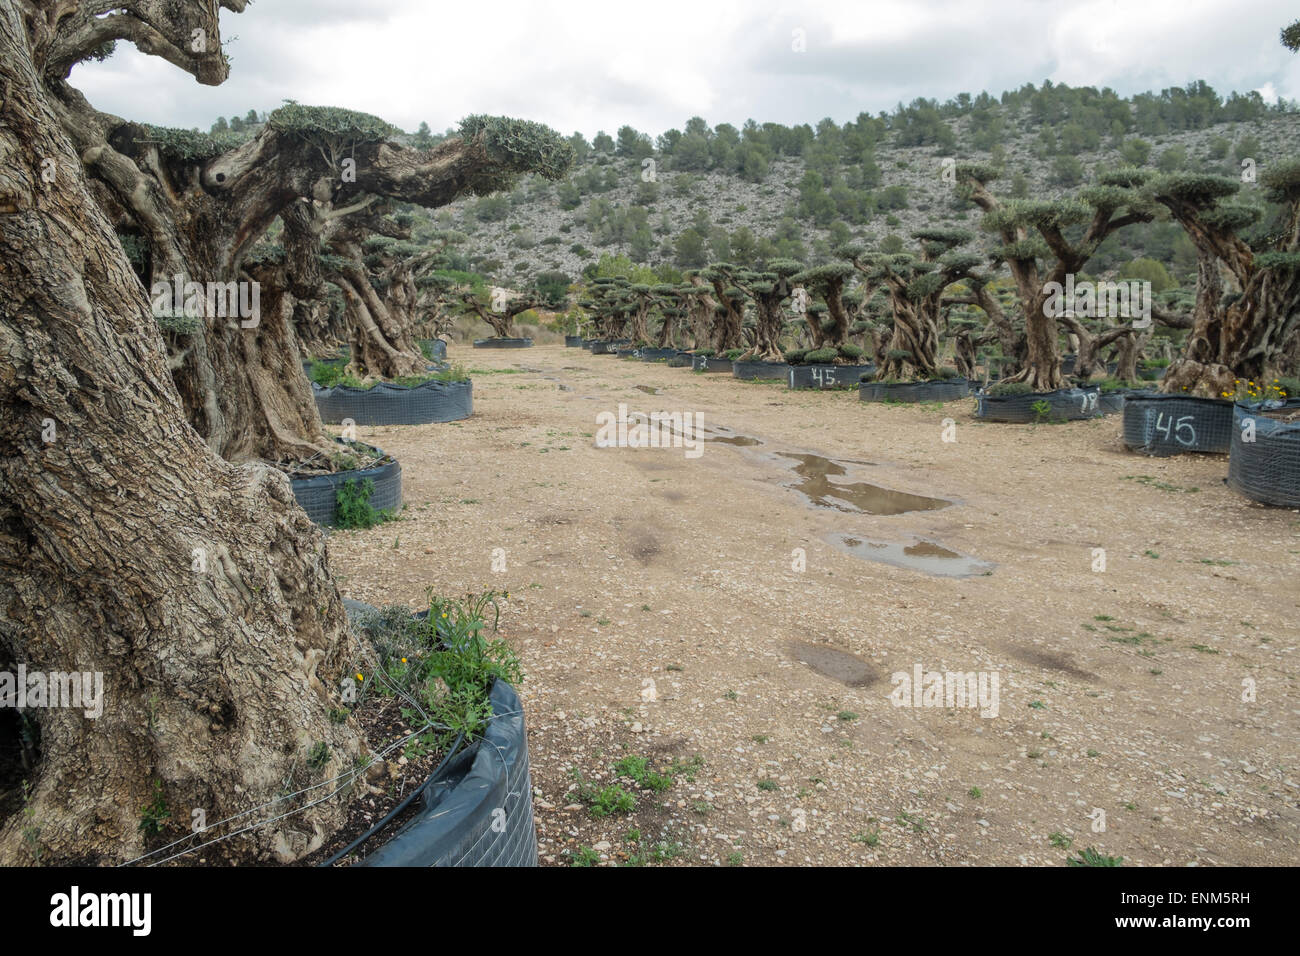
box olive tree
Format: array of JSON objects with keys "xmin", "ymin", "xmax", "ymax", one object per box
[
  {"xmin": 697, "ymin": 264, "xmax": 749, "ymax": 352},
  {"xmin": 717, "ymin": 260, "xmax": 804, "ymax": 362},
  {"xmin": 844, "ymin": 230, "xmax": 983, "ymax": 380},
  {"xmin": 794, "ymin": 262, "xmax": 857, "ymax": 353},
  {"xmin": 54, "ymin": 91, "xmax": 572, "ymax": 463},
  {"xmin": 956, "ymin": 163, "xmax": 1154, "ymax": 390},
  {"xmin": 1144, "ymin": 165, "xmax": 1300, "ymax": 395},
  {"xmin": 0, "ymin": 0, "xmax": 367, "ymax": 866}
]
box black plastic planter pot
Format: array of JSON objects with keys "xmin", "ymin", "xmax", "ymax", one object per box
[
  {"xmin": 732, "ymin": 360, "xmax": 791, "ymax": 381},
  {"xmin": 1097, "ymin": 388, "xmax": 1139, "ymax": 415},
  {"xmin": 354, "ymin": 678, "xmax": 536, "ymax": 867},
  {"xmin": 859, "ymin": 379, "xmax": 970, "ymax": 403},
  {"xmin": 564, "ymin": 335, "xmax": 583, "ymax": 347},
  {"xmin": 581, "ymin": 339, "xmax": 598, "ymax": 350},
  {"xmin": 473, "ymin": 337, "xmax": 532, "ymax": 349},
  {"xmin": 1061, "ymin": 353, "xmax": 1077, "ymax": 375},
  {"xmin": 616, "ymin": 347, "xmax": 640, "ymax": 358},
  {"xmin": 691, "ymin": 355, "xmax": 732, "ymax": 372},
  {"xmin": 787, "ymin": 363, "xmax": 876, "ymax": 390},
  {"xmin": 666, "ymin": 351, "xmax": 693, "ymax": 367},
  {"xmin": 639, "ymin": 347, "xmax": 679, "ymax": 362},
  {"xmin": 1228, "ymin": 401, "xmax": 1300, "ymax": 508},
  {"xmin": 417, "ymin": 339, "xmax": 448, "ymax": 360},
  {"xmin": 974, "ymin": 386, "xmax": 1103, "ymax": 423},
  {"xmin": 1122, "ymin": 393, "xmax": 1234, "ymax": 456},
  {"xmin": 290, "ymin": 441, "xmax": 402, "ymax": 527},
  {"xmin": 313, "ymin": 379, "xmax": 473, "ymax": 425}
]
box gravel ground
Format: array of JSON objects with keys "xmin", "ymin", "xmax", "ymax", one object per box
[{"xmin": 327, "ymin": 345, "xmax": 1299, "ymax": 867}]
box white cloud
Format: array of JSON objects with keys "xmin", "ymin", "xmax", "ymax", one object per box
[{"xmin": 69, "ymin": 0, "xmax": 1300, "ymax": 137}]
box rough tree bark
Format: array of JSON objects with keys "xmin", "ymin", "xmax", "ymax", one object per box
[
  {"xmin": 1057, "ymin": 314, "xmax": 1137, "ymax": 380},
  {"xmin": 321, "ymin": 213, "xmax": 429, "ymax": 380},
  {"xmin": 681, "ymin": 276, "xmax": 718, "ymax": 350},
  {"xmin": 0, "ymin": 0, "xmax": 363, "ymax": 865}
]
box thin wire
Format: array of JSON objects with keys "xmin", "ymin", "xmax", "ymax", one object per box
[
  {"xmin": 124, "ymin": 704, "xmax": 524, "ymax": 867},
  {"xmin": 120, "ymin": 718, "xmax": 438, "ymax": 867}
]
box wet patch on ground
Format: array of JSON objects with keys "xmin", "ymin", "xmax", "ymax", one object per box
[
  {"xmin": 826, "ymin": 532, "xmax": 993, "ymax": 577},
  {"xmin": 775, "ymin": 453, "xmax": 949, "ymax": 515},
  {"xmin": 1003, "ymin": 645, "xmax": 1099, "ymax": 682},
  {"xmin": 789, "ymin": 641, "xmax": 880, "ymax": 687}
]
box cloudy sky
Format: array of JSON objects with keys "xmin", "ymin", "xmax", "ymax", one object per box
[{"xmin": 73, "ymin": 0, "xmax": 1300, "ymax": 138}]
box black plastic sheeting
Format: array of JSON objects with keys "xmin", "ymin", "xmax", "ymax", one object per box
[
  {"xmin": 616, "ymin": 347, "xmax": 639, "ymax": 357},
  {"xmin": 666, "ymin": 352, "xmax": 693, "ymax": 367},
  {"xmin": 313, "ymin": 379, "xmax": 473, "ymax": 425},
  {"xmin": 975, "ymin": 385, "xmax": 1103, "ymax": 423},
  {"xmin": 732, "ymin": 360, "xmax": 791, "ymax": 381},
  {"xmin": 564, "ymin": 336, "xmax": 583, "ymax": 347},
  {"xmin": 691, "ymin": 355, "xmax": 732, "ymax": 372},
  {"xmin": 590, "ymin": 339, "xmax": 630, "ymax": 355},
  {"xmin": 417, "ymin": 339, "xmax": 448, "ymax": 359},
  {"xmin": 638, "ymin": 348, "xmax": 679, "ymax": 361},
  {"xmin": 1122, "ymin": 393, "xmax": 1234, "ymax": 456},
  {"xmin": 1228, "ymin": 401, "xmax": 1300, "ymax": 508},
  {"xmin": 290, "ymin": 441, "xmax": 402, "ymax": 527},
  {"xmin": 355, "ymin": 678, "xmax": 536, "ymax": 867},
  {"xmin": 859, "ymin": 379, "xmax": 971, "ymax": 403},
  {"xmin": 473, "ymin": 337, "xmax": 533, "ymax": 349},
  {"xmin": 787, "ymin": 363, "xmax": 877, "ymax": 390}
]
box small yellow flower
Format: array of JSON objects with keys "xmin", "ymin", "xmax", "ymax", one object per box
[
  {"xmin": 355, "ymin": 672, "xmax": 364, "ymax": 682},
  {"xmin": 401, "ymin": 657, "xmax": 407, "ymax": 664}
]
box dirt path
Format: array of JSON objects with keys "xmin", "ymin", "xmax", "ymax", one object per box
[{"xmin": 328, "ymin": 345, "xmax": 1299, "ymax": 866}]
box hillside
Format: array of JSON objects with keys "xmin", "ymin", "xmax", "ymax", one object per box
[{"xmin": 411, "ymin": 83, "xmax": 1300, "ymax": 288}]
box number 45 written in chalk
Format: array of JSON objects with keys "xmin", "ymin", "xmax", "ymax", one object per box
[{"xmin": 1153, "ymin": 411, "xmax": 1196, "ymax": 446}]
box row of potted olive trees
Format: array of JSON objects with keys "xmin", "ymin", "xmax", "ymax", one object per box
[{"xmin": 561, "ymin": 157, "xmax": 1298, "ymax": 409}]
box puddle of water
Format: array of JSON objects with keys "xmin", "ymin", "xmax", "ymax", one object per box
[
  {"xmin": 790, "ymin": 642, "xmax": 878, "ymax": 686},
  {"xmin": 704, "ymin": 426, "xmax": 761, "ymax": 446},
  {"xmin": 775, "ymin": 453, "xmax": 948, "ymax": 515},
  {"xmin": 661, "ymin": 423, "xmax": 762, "ymax": 446},
  {"xmin": 827, "ymin": 532, "xmax": 993, "ymax": 577}
]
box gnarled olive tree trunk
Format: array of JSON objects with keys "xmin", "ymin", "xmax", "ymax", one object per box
[
  {"xmin": 0, "ymin": 0, "xmax": 363, "ymax": 865},
  {"xmin": 328, "ymin": 251, "xmax": 426, "ymax": 380}
]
